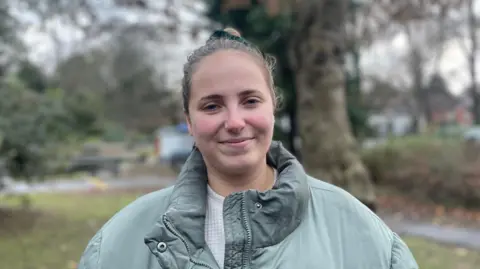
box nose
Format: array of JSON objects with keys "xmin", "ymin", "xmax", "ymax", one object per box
[{"xmin": 224, "ymin": 109, "xmax": 245, "ymax": 132}]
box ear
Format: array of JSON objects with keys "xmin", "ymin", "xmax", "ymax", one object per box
[{"xmin": 185, "ymin": 113, "xmax": 193, "ymax": 136}]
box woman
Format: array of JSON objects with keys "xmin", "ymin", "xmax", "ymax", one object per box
[{"xmin": 79, "ymin": 28, "xmax": 418, "ymax": 269}]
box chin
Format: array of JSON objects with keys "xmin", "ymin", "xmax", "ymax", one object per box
[{"xmin": 219, "ymin": 155, "xmax": 258, "ymax": 174}]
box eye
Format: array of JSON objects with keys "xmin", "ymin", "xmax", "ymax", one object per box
[
  {"xmin": 203, "ymin": 103, "xmax": 219, "ymax": 111},
  {"xmin": 244, "ymin": 98, "xmax": 260, "ymax": 106}
]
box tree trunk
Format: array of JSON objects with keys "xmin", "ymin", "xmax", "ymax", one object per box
[
  {"xmin": 289, "ymin": 0, "xmax": 376, "ymax": 208},
  {"xmin": 468, "ymin": 0, "xmax": 480, "ymax": 124}
]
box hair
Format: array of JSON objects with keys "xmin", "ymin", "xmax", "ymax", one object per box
[{"xmin": 181, "ymin": 27, "xmax": 281, "ymax": 115}]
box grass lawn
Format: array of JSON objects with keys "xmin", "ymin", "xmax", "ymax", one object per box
[{"xmin": 1, "ymin": 191, "xmax": 479, "ymax": 269}]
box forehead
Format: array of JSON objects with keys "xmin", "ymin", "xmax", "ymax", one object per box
[{"xmin": 190, "ymin": 50, "xmax": 269, "ymax": 99}]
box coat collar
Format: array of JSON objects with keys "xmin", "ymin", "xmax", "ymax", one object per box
[{"xmin": 145, "ymin": 141, "xmax": 310, "ymax": 255}]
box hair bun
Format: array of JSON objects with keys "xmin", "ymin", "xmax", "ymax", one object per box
[{"xmin": 223, "ymin": 28, "xmax": 241, "ymax": 37}]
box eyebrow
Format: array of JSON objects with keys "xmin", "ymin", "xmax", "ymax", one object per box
[{"xmin": 199, "ymin": 89, "xmax": 260, "ymax": 102}]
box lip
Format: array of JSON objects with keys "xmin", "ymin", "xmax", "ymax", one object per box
[
  {"xmin": 220, "ymin": 137, "xmax": 254, "ymax": 148},
  {"xmin": 221, "ymin": 137, "xmax": 253, "ymax": 144}
]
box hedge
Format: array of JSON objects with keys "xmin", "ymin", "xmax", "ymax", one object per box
[{"xmin": 362, "ymin": 136, "xmax": 480, "ymax": 209}]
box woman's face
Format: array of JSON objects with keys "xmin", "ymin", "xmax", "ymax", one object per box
[{"xmin": 187, "ymin": 50, "xmax": 275, "ymax": 174}]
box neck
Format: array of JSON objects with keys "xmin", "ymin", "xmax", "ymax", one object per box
[{"xmin": 206, "ymin": 162, "xmax": 275, "ymax": 197}]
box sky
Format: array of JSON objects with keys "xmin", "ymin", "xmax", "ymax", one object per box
[
  {"xmin": 360, "ymin": 2, "xmax": 480, "ymax": 95},
  {"xmin": 15, "ymin": 0, "xmax": 210, "ymax": 89},
  {"xmin": 361, "ymin": 30, "xmax": 473, "ymax": 95},
  {"xmin": 13, "ymin": 0, "xmax": 480, "ymax": 95}
]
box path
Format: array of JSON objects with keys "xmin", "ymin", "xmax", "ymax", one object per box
[
  {"xmin": 2, "ymin": 177, "xmax": 480, "ymax": 250},
  {"xmin": 1, "ymin": 176, "xmax": 175, "ymax": 195},
  {"xmin": 382, "ymin": 216, "xmax": 480, "ymax": 250}
]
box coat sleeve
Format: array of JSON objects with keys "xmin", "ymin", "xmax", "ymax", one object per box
[
  {"xmin": 390, "ymin": 233, "xmax": 419, "ymax": 269},
  {"xmin": 78, "ymin": 230, "xmax": 103, "ymax": 269}
]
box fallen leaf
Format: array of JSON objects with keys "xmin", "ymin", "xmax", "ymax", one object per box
[
  {"xmin": 435, "ymin": 206, "xmax": 445, "ymax": 217},
  {"xmin": 67, "ymin": 260, "xmax": 77, "ymax": 269},
  {"xmin": 455, "ymin": 248, "xmax": 469, "ymax": 257},
  {"xmin": 87, "ymin": 177, "xmax": 109, "ymax": 190}
]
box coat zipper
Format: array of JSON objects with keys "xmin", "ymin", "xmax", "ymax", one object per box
[
  {"xmin": 241, "ymin": 193, "xmax": 253, "ymax": 269},
  {"xmin": 162, "ymin": 215, "xmax": 215, "ymax": 269}
]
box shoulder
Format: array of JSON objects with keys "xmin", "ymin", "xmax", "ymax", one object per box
[
  {"xmin": 305, "ymin": 176, "xmax": 418, "ymax": 268},
  {"xmin": 306, "ymin": 175, "xmax": 390, "ymax": 237},
  {"xmin": 78, "ymin": 186, "xmax": 174, "ymax": 269},
  {"xmin": 307, "ymin": 176, "xmax": 381, "ymax": 220},
  {"xmin": 101, "ymin": 186, "xmax": 174, "ymax": 234}
]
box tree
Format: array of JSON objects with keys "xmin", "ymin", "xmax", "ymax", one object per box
[
  {"xmin": 370, "ymin": 0, "xmax": 465, "ymax": 128},
  {"xmin": 17, "ymin": 0, "xmax": 193, "ymax": 133},
  {"xmin": 423, "ymin": 0, "xmax": 480, "ymax": 124},
  {"xmin": 466, "ymin": 0, "xmax": 480, "ymax": 124},
  {"xmin": 289, "ymin": 0, "xmax": 376, "ymax": 208},
  {"xmin": 426, "ymin": 73, "xmax": 450, "ymax": 96},
  {"xmin": 53, "ymin": 30, "xmax": 183, "ymax": 134},
  {"xmin": 0, "ymin": 78, "xmax": 80, "ymax": 181},
  {"xmin": 19, "ymin": 0, "xmax": 206, "ymax": 65},
  {"xmin": 106, "ymin": 31, "xmax": 182, "ymax": 132},
  {"xmin": 0, "ymin": 2, "xmax": 98, "ymax": 185},
  {"xmin": 0, "ymin": 1, "xmax": 25, "ymax": 78},
  {"xmin": 16, "ymin": 60, "xmax": 50, "ymax": 93}
]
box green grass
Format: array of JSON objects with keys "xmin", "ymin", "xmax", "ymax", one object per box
[
  {"xmin": 404, "ymin": 237, "xmax": 480, "ymax": 269},
  {"xmin": 1, "ymin": 191, "xmax": 479, "ymax": 269},
  {"xmin": 0, "ymin": 192, "xmax": 144, "ymax": 269}
]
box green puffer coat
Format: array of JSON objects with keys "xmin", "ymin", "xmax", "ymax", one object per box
[{"xmin": 78, "ymin": 141, "xmax": 418, "ymax": 269}]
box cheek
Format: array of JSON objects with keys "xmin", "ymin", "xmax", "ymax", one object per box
[
  {"xmin": 191, "ymin": 115, "xmax": 221, "ymax": 137},
  {"xmin": 246, "ymin": 113, "xmax": 274, "ymax": 133}
]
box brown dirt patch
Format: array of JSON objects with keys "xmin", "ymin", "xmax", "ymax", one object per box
[
  {"xmin": 377, "ymin": 188, "xmax": 480, "ymax": 229},
  {"xmin": 0, "ymin": 207, "xmax": 52, "ymax": 236}
]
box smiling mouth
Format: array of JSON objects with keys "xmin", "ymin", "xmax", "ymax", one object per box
[{"xmin": 220, "ymin": 137, "xmax": 254, "ymax": 144}]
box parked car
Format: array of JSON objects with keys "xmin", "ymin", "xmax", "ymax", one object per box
[
  {"xmin": 154, "ymin": 123, "xmax": 194, "ymax": 172},
  {"xmin": 66, "ymin": 142, "xmax": 137, "ymax": 177},
  {"xmin": 464, "ymin": 126, "xmax": 480, "ymax": 142}
]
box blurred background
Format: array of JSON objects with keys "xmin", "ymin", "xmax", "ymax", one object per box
[{"xmin": 1, "ymin": 0, "xmax": 480, "ymax": 268}]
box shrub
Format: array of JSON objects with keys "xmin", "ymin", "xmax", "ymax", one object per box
[{"xmin": 362, "ymin": 136, "xmax": 480, "ymax": 209}]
